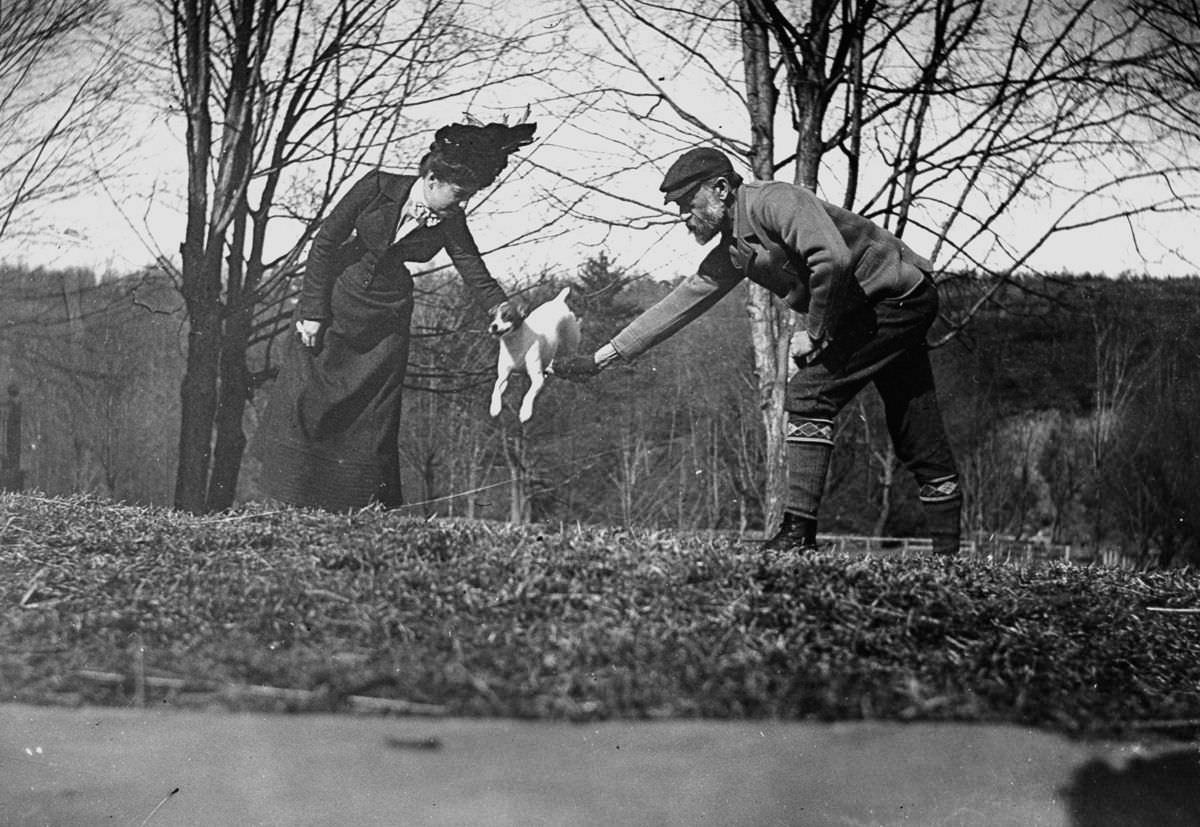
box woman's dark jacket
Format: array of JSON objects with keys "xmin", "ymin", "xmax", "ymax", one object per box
[
  {"xmin": 253, "ymin": 170, "xmax": 507, "ymax": 511},
  {"xmin": 300, "ymin": 170, "xmax": 508, "ymax": 320}
]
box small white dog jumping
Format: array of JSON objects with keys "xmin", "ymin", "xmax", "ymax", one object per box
[{"xmin": 489, "ymin": 286, "xmax": 581, "ymax": 423}]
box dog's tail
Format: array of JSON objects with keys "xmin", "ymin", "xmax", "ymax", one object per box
[{"xmin": 553, "ymin": 286, "xmax": 570, "ymax": 303}]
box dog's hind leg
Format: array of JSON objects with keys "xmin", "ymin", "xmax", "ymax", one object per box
[
  {"xmin": 517, "ymin": 348, "xmax": 549, "ymax": 423},
  {"xmin": 517, "ymin": 371, "xmax": 545, "ymax": 423}
]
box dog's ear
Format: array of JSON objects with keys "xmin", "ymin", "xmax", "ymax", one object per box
[
  {"xmin": 489, "ymin": 300, "xmax": 525, "ymax": 326},
  {"xmin": 499, "ymin": 299, "xmax": 527, "ymax": 325}
]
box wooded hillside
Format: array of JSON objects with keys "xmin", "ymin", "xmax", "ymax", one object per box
[{"xmin": 2, "ymin": 262, "xmax": 1197, "ymax": 565}]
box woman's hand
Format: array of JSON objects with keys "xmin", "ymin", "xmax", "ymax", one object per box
[{"xmin": 296, "ymin": 319, "xmax": 324, "ymax": 348}]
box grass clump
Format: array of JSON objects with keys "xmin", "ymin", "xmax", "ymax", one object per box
[{"xmin": 2, "ymin": 493, "xmax": 1198, "ymax": 741}]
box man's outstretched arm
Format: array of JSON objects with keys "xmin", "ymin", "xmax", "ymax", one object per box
[{"xmin": 553, "ymin": 247, "xmax": 742, "ymax": 380}]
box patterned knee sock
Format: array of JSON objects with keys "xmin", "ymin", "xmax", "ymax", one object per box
[
  {"xmin": 785, "ymin": 417, "xmax": 835, "ymax": 519},
  {"xmin": 919, "ymin": 475, "xmax": 962, "ymax": 555}
]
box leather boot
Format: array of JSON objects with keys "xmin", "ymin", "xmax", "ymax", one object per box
[
  {"xmin": 921, "ymin": 489, "xmax": 962, "ymax": 557},
  {"xmin": 761, "ymin": 512, "xmax": 818, "ymax": 554},
  {"xmin": 930, "ymin": 531, "xmax": 961, "ymax": 557}
]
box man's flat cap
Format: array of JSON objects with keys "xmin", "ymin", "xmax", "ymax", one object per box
[{"xmin": 660, "ymin": 147, "xmax": 735, "ymax": 204}]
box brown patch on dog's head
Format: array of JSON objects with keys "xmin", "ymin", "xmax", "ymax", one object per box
[{"xmin": 488, "ymin": 300, "xmax": 525, "ymax": 336}]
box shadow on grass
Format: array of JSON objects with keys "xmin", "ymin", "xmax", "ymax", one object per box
[{"xmin": 1060, "ymin": 749, "xmax": 1200, "ymax": 826}]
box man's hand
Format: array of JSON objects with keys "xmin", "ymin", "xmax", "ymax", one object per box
[
  {"xmin": 790, "ymin": 328, "xmax": 824, "ymax": 368},
  {"xmin": 296, "ymin": 319, "xmax": 323, "ymax": 348},
  {"xmin": 550, "ymin": 354, "xmax": 601, "ymax": 381}
]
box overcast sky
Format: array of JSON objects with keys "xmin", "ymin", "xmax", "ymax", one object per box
[{"xmin": 3, "ymin": 1, "xmax": 1198, "ymax": 282}]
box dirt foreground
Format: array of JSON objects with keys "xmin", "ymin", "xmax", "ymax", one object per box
[{"xmin": 4, "ymin": 703, "xmax": 1199, "ymax": 826}]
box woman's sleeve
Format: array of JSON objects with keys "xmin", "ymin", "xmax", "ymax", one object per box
[
  {"xmin": 441, "ymin": 211, "xmax": 509, "ymax": 311},
  {"xmin": 299, "ymin": 172, "xmax": 381, "ymax": 320},
  {"xmin": 608, "ymin": 245, "xmax": 742, "ymax": 361}
]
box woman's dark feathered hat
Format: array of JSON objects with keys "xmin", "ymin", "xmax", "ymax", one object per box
[{"xmin": 430, "ymin": 121, "xmax": 537, "ymax": 188}]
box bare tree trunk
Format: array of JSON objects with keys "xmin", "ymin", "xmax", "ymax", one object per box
[
  {"xmin": 208, "ymin": 69, "xmax": 275, "ymax": 510},
  {"xmin": 612, "ymin": 433, "xmax": 651, "ymax": 528},
  {"xmin": 206, "ymin": 215, "xmax": 254, "ymax": 510},
  {"xmin": 872, "ymin": 444, "xmax": 897, "ymax": 536},
  {"xmin": 504, "ymin": 424, "xmax": 530, "ymax": 524},
  {"xmin": 173, "ymin": 0, "xmax": 263, "ymax": 512},
  {"xmin": 420, "ymin": 453, "xmax": 438, "ymax": 518},
  {"xmin": 738, "ymin": 1, "xmax": 793, "ymax": 533},
  {"xmin": 744, "ymin": 293, "xmax": 793, "ymax": 531},
  {"xmin": 1090, "ymin": 310, "xmax": 1143, "ymax": 553},
  {"xmin": 617, "ymin": 440, "xmax": 634, "ymax": 527},
  {"xmin": 853, "ymin": 398, "xmax": 899, "ymax": 535},
  {"xmin": 710, "ymin": 418, "xmax": 721, "ymax": 527},
  {"xmin": 173, "ymin": 0, "xmax": 218, "ymax": 513},
  {"xmin": 176, "ymin": 292, "xmax": 222, "ymax": 511},
  {"xmin": 464, "ymin": 430, "xmax": 479, "ymax": 520}
]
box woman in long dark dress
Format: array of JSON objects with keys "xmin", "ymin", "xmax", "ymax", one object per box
[{"xmin": 254, "ymin": 121, "xmax": 535, "ymax": 510}]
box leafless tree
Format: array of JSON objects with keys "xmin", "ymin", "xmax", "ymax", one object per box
[
  {"xmin": 1086, "ymin": 304, "xmax": 1150, "ymax": 549},
  {"xmin": 1118, "ymin": 0, "xmax": 1200, "ymax": 274},
  {"xmin": 0, "ymin": 265, "xmax": 182, "ymax": 503},
  {"xmin": 1035, "ymin": 411, "xmax": 1090, "ymax": 544},
  {"xmin": 0, "ymin": 0, "xmax": 125, "ymax": 245},
  {"xmin": 556, "ymin": 0, "xmax": 1200, "ymax": 530},
  {"xmin": 1108, "ymin": 351, "xmax": 1200, "ymax": 567},
  {"xmin": 154, "ymin": 0, "xmax": 563, "ymax": 512}
]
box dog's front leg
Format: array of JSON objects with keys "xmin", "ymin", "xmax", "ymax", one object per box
[{"xmin": 490, "ymin": 365, "xmax": 513, "ymax": 418}]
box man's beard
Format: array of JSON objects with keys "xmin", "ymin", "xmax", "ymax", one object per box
[{"xmin": 685, "ymin": 195, "xmax": 725, "ymax": 244}]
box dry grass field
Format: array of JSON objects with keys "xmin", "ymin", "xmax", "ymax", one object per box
[{"xmin": 2, "ymin": 493, "xmax": 1198, "ymax": 743}]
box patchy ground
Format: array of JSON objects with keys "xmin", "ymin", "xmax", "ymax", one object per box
[{"xmin": 2, "ymin": 493, "xmax": 1197, "ymax": 741}]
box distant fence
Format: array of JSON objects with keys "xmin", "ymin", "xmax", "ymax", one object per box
[
  {"xmin": 690, "ymin": 527, "xmax": 1136, "ymax": 568},
  {"xmin": 0, "ymin": 384, "xmax": 25, "ymax": 492},
  {"xmin": 818, "ymin": 533, "xmax": 1133, "ymax": 568}
]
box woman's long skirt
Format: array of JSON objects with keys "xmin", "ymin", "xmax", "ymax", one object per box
[{"xmin": 253, "ymin": 265, "xmax": 414, "ymax": 510}]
